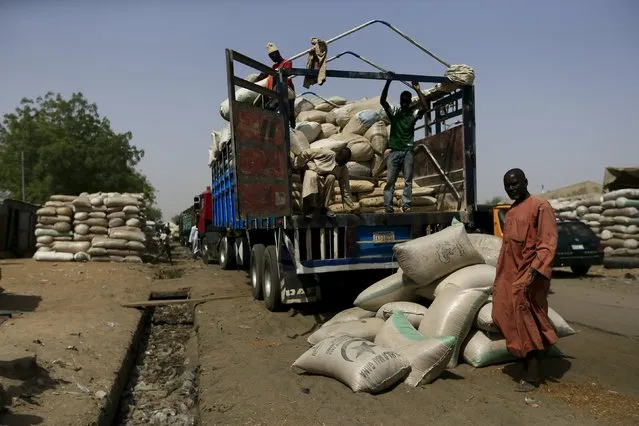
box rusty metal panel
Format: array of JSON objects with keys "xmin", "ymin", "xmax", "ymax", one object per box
[
  {"xmin": 233, "ymin": 103, "xmax": 291, "ymax": 219},
  {"xmin": 413, "ymin": 125, "xmax": 464, "ymax": 188}
]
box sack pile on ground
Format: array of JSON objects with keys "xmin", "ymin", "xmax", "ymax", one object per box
[
  {"xmin": 291, "ymin": 224, "xmax": 575, "ymax": 393},
  {"xmin": 598, "ymin": 189, "xmax": 639, "ymax": 258},
  {"xmin": 33, "ymin": 193, "xmax": 148, "ymax": 263},
  {"xmin": 549, "ymin": 196, "xmax": 603, "ymax": 236}
]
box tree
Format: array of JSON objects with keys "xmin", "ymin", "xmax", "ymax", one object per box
[
  {"xmin": 146, "ymin": 205, "xmax": 163, "ymax": 222},
  {"xmin": 170, "ymin": 214, "xmax": 181, "ymax": 224},
  {"xmin": 485, "ymin": 196, "xmax": 504, "ymax": 205},
  {"xmin": 0, "ymin": 92, "xmax": 156, "ymax": 204}
]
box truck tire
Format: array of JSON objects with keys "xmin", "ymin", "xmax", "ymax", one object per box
[
  {"xmin": 570, "ymin": 264, "xmax": 590, "ymax": 277},
  {"xmin": 235, "ymin": 236, "xmax": 250, "ymax": 269},
  {"xmin": 250, "ymin": 244, "xmax": 265, "ymax": 300},
  {"xmin": 263, "ymin": 245, "xmax": 284, "ymax": 312},
  {"xmin": 201, "ymin": 237, "xmax": 213, "ymax": 265},
  {"xmin": 219, "ymin": 236, "xmax": 236, "ymax": 270}
]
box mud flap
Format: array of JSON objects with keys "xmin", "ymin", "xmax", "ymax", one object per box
[{"xmin": 279, "ymin": 271, "xmax": 321, "ymax": 304}]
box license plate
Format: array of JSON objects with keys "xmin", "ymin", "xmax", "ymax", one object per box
[
  {"xmin": 373, "ymin": 231, "xmax": 395, "ymax": 244},
  {"xmin": 572, "ymin": 244, "xmax": 584, "ymax": 250}
]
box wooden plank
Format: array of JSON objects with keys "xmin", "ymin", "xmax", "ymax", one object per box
[{"xmin": 121, "ymin": 294, "xmax": 248, "ymax": 309}]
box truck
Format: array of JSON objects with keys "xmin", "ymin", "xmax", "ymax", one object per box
[
  {"xmin": 177, "ymin": 205, "xmax": 195, "ymax": 245},
  {"xmin": 200, "ymin": 48, "xmax": 478, "ymax": 312}
]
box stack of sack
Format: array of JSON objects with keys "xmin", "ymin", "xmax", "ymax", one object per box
[
  {"xmin": 33, "ymin": 192, "xmax": 147, "ymax": 263},
  {"xmin": 599, "ymin": 189, "xmax": 639, "ymax": 258},
  {"xmin": 549, "ymin": 196, "xmax": 603, "ymax": 236},
  {"xmin": 291, "ymin": 225, "xmax": 575, "ymax": 393}
]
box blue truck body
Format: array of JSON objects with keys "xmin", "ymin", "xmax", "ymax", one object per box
[{"xmin": 201, "ymin": 49, "xmax": 477, "ymax": 311}]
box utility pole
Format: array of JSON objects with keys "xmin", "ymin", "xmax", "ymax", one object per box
[{"xmin": 21, "ymin": 151, "xmax": 25, "ymax": 202}]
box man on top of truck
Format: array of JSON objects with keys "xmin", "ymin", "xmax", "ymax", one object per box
[
  {"xmin": 380, "ymin": 76, "xmax": 429, "ymax": 213},
  {"xmin": 256, "ymin": 42, "xmax": 296, "ymax": 128},
  {"xmin": 292, "ymin": 147, "xmax": 356, "ymax": 219}
]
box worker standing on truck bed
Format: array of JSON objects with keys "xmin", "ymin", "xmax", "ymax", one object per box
[
  {"xmin": 292, "ymin": 147, "xmax": 356, "ymax": 219},
  {"xmin": 256, "ymin": 42, "xmax": 296, "ymax": 129},
  {"xmin": 380, "ymin": 75, "xmax": 428, "ymax": 213},
  {"xmin": 492, "ymin": 168, "xmax": 559, "ymax": 392}
]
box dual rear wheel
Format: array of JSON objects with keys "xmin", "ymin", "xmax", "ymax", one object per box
[{"xmin": 250, "ymin": 244, "xmax": 283, "ymax": 312}]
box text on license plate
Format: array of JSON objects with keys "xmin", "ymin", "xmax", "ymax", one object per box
[
  {"xmin": 572, "ymin": 244, "xmax": 584, "ymax": 250},
  {"xmin": 373, "ymin": 231, "xmax": 395, "ymax": 244}
]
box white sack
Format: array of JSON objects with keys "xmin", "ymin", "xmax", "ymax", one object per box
[
  {"xmin": 342, "ymin": 109, "xmax": 380, "ymax": 135},
  {"xmin": 432, "ymin": 264, "xmax": 496, "ymax": 299},
  {"xmin": 320, "ymin": 123, "xmax": 338, "ymax": 138},
  {"xmin": 306, "ymin": 318, "xmax": 384, "ymax": 345},
  {"xmin": 108, "ymin": 229, "xmax": 146, "ymax": 242},
  {"xmin": 295, "ymin": 122, "xmax": 321, "ymax": 143},
  {"xmin": 294, "ymin": 97, "xmax": 314, "ymax": 115},
  {"xmin": 51, "ymin": 241, "xmax": 91, "ymax": 254},
  {"xmin": 375, "ymin": 301, "xmax": 428, "ymax": 328},
  {"xmin": 311, "ymin": 138, "xmax": 347, "ymax": 152},
  {"xmin": 291, "ymin": 334, "xmax": 410, "ymax": 393},
  {"xmin": 346, "ymin": 161, "xmax": 372, "ymax": 177},
  {"xmin": 467, "ymin": 233, "xmax": 502, "ymax": 267},
  {"xmin": 418, "ymin": 287, "xmax": 490, "ymax": 368},
  {"xmin": 297, "ymin": 110, "xmax": 328, "ymax": 124},
  {"xmin": 474, "ymin": 302, "xmax": 577, "ymax": 338},
  {"xmin": 321, "ymin": 307, "xmax": 376, "ymax": 328},
  {"xmin": 374, "ymin": 312, "xmax": 456, "ymax": 386},
  {"xmin": 394, "ymin": 223, "xmax": 485, "ymax": 286},
  {"xmin": 353, "ymin": 269, "xmax": 420, "ymax": 311},
  {"xmin": 33, "ymin": 251, "xmax": 74, "ymax": 262},
  {"xmin": 349, "ymin": 142, "xmax": 374, "ymax": 162},
  {"xmin": 364, "ymin": 121, "xmax": 388, "ymax": 155},
  {"xmin": 290, "ymin": 129, "xmax": 310, "ymax": 155},
  {"xmin": 602, "ymin": 188, "xmax": 639, "ymax": 201}
]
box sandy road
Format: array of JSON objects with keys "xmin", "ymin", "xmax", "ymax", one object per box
[{"xmin": 189, "ymin": 262, "xmax": 639, "ymax": 426}]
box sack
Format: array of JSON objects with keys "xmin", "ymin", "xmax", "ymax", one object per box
[
  {"xmin": 74, "ymin": 212, "xmax": 89, "ymax": 221},
  {"xmin": 306, "ymin": 318, "xmax": 384, "ymax": 345},
  {"xmin": 88, "ymin": 247, "xmax": 108, "ymax": 257},
  {"xmin": 394, "ymin": 224, "xmax": 485, "ymax": 286},
  {"xmin": 328, "ymin": 202, "xmax": 359, "ymax": 213},
  {"xmin": 51, "ymin": 241, "xmax": 91, "ymax": 254},
  {"xmin": 90, "ymin": 226, "xmax": 108, "ymax": 235},
  {"xmin": 56, "ymin": 207, "xmax": 73, "ymax": 216},
  {"xmin": 314, "ymin": 102, "xmax": 335, "ymax": 112},
  {"xmin": 321, "ymin": 307, "xmax": 376, "ymax": 328},
  {"xmin": 344, "ymin": 180, "xmax": 374, "ymax": 194},
  {"xmin": 38, "ymin": 216, "xmax": 59, "ymax": 225},
  {"xmin": 92, "ymin": 237, "xmax": 128, "ymax": 250},
  {"xmin": 359, "ymin": 196, "xmax": 385, "ymax": 208},
  {"xmin": 346, "ymin": 161, "xmax": 371, "ymax": 177},
  {"xmin": 342, "ymin": 110, "xmax": 380, "ymax": 135},
  {"xmin": 462, "ymin": 330, "xmax": 563, "ymax": 368},
  {"xmin": 374, "ymin": 312, "xmax": 456, "ymax": 386},
  {"xmin": 36, "ymin": 235, "xmax": 54, "ymax": 244},
  {"xmin": 123, "ymin": 255, "xmax": 143, "ymax": 263},
  {"xmin": 371, "ymin": 154, "xmax": 386, "ymax": 177},
  {"xmin": 74, "ymin": 252, "xmax": 90, "ymax": 262},
  {"xmin": 432, "ymin": 264, "xmax": 496, "ymax": 299},
  {"xmin": 348, "ymin": 142, "xmax": 374, "ymax": 162},
  {"xmin": 125, "ymin": 241, "xmax": 146, "ymax": 252},
  {"xmin": 294, "ymin": 97, "xmax": 315, "ymax": 115},
  {"xmin": 89, "ymin": 212, "xmax": 106, "ymax": 219},
  {"xmin": 296, "ymin": 110, "xmax": 328, "ymax": 124},
  {"xmin": 410, "ymin": 196, "xmax": 437, "ymax": 207},
  {"xmin": 375, "ymin": 301, "xmax": 428, "ymax": 328},
  {"xmin": 294, "ymin": 123, "xmax": 320, "ymax": 144},
  {"xmin": 364, "ymin": 121, "xmax": 388, "ymax": 155},
  {"xmin": 474, "ymin": 302, "xmax": 577, "ymax": 338},
  {"xmin": 467, "ymin": 233, "xmax": 502, "ymax": 267},
  {"xmin": 74, "ymin": 224, "xmax": 90, "ymax": 235},
  {"xmin": 53, "ymin": 222, "xmax": 72, "ymax": 233},
  {"xmin": 291, "ymin": 334, "xmax": 410, "ymax": 393},
  {"xmin": 353, "ymin": 269, "xmax": 420, "ymax": 311},
  {"xmin": 310, "ymin": 138, "xmax": 347, "ymax": 152},
  {"xmin": 34, "ymin": 228, "xmax": 69, "ymax": 238},
  {"xmin": 602, "ymin": 207, "xmax": 639, "ymax": 218},
  {"xmin": 320, "ymin": 123, "xmax": 338, "ymax": 138},
  {"xmin": 108, "ymin": 229, "xmax": 146, "ymax": 242},
  {"xmin": 104, "ymin": 196, "xmax": 139, "ymax": 208},
  {"xmin": 602, "ymin": 188, "xmax": 639, "ymax": 201},
  {"xmin": 33, "ymin": 251, "xmax": 74, "ymax": 262},
  {"xmin": 418, "ymin": 287, "xmax": 490, "ymax": 368},
  {"xmin": 50, "ymin": 195, "xmax": 76, "ymax": 202},
  {"xmin": 123, "ymin": 205, "xmax": 139, "ymax": 214},
  {"xmin": 72, "ymin": 196, "xmax": 92, "ymax": 209},
  {"xmin": 333, "ymin": 97, "xmax": 382, "ymax": 128},
  {"xmin": 37, "ymin": 207, "xmax": 57, "ymax": 216},
  {"xmin": 328, "ymin": 96, "xmax": 347, "ymax": 106},
  {"xmin": 548, "ymin": 307, "xmax": 578, "ymax": 337}
]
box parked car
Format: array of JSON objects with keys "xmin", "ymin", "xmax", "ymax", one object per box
[{"xmin": 554, "ymin": 219, "xmax": 604, "ymax": 276}]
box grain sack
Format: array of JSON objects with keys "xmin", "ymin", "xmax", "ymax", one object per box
[
  {"xmin": 359, "ymin": 196, "xmax": 385, "ymax": 208},
  {"xmin": 220, "ymin": 78, "xmax": 294, "ymax": 120},
  {"xmin": 36, "ymin": 236, "xmax": 54, "ymax": 245},
  {"xmin": 346, "ymin": 180, "xmax": 374, "ymax": 194},
  {"xmin": 125, "ymin": 241, "xmax": 146, "ymax": 252},
  {"xmin": 615, "ymin": 197, "xmax": 639, "ymax": 208},
  {"xmin": 418, "ymin": 287, "xmax": 490, "ymax": 368},
  {"xmin": 56, "ymin": 206, "xmax": 72, "ymax": 216},
  {"xmin": 296, "ymin": 110, "xmax": 328, "ymax": 124},
  {"xmin": 90, "ymin": 226, "xmax": 108, "ymax": 235},
  {"xmin": 109, "ymin": 218, "xmax": 125, "ymax": 228},
  {"xmin": 602, "ymin": 207, "xmax": 639, "ymax": 217},
  {"xmin": 588, "ymin": 205, "xmax": 603, "ymax": 214},
  {"xmin": 89, "ymin": 212, "xmax": 107, "ymax": 218},
  {"xmin": 104, "ymin": 196, "xmax": 139, "ymax": 208},
  {"xmin": 109, "ymin": 229, "xmax": 146, "ymax": 242},
  {"xmin": 321, "ymin": 307, "xmax": 376, "ymax": 328},
  {"xmin": 409, "ymin": 196, "xmax": 437, "ymax": 207},
  {"xmin": 372, "ymin": 154, "xmax": 386, "ymax": 177},
  {"xmin": 292, "ymin": 334, "xmax": 410, "ymax": 393},
  {"xmin": 307, "ymin": 318, "xmax": 384, "ymax": 345},
  {"xmin": 74, "ymin": 212, "xmax": 89, "ymax": 221},
  {"xmin": 33, "ymin": 251, "xmax": 74, "ymax": 262},
  {"xmin": 581, "ymin": 213, "xmax": 601, "ymax": 222},
  {"xmin": 92, "ymin": 238, "xmax": 128, "ymax": 250},
  {"xmin": 90, "ymin": 196, "xmax": 104, "ymax": 206},
  {"xmin": 314, "ymin": 102, "xmax": 335, "ymax": 112},
  {"xmin": 74, "ymin": 234, "xmax": 94, "ymax": 242},
  {"xmin": 294, "ymin": 97, "xmax": 314, "ymax": 115},
  {"xmin": 342, "ymin": 110, "xmax": 380, "ymax": 135},
  {"xmin": 126, "ymin": 218, "xmax": 141, "ymax": 227},
  {"xmin": 36, "ymin": 207, "xmax": 56, "ymax": 216},
  {"xmin": 613, "ymin": 216, "xmax": 639, "ymax": 225},
  {"xmin": 110, "ymin": 256, "xmax": 124, "ymax": 262},
  {"xmin": 87, "ymin": 247, "xmax": 108, "ymax": 257},
  {"xmin": 602, "ymin": 188, "xmax": 639, "ymax": 201},
  {"xmin": 364, "ymin": 121, "xmax": 388, "ymax": 155},
  {"xmin": 74, "ymin": 252, "xmax": 90, "ymax": 262},
  {"xmin": 432, "ymin": 264, "xmax": 496, "ymax": 298},
  {"xmin": 462, "ymin": 330, "xmax": 563, "ymax": 368},
  {"xmin": 35, "ymin": 228, "xmax": 68, "ymax": 238},
  {"xmin": 311, "ymin": 138, "xmax": 347, "ymax": 152},
  {"xmin": 467, "ymin": 235, "xmax": 502, "ymax": 266},
  {"xmin": 353, "ymin": 269, "xmax": 420, "ymax": 311},
  {"xmin": 53, "ymin": 236, "xmax": 73, "ymax": 242},
  {"xmin": 52, "ymin": 241, "xmax": 91, "ymax": 254},
  {"xmin": 50, "ymin": 195, "xmax": 76, "ymax": 202},
  {"xmin": 295, "ymin": 123, "xmax": 320, "ymax": 144},
  {"xmin": 35, "ymin": 245, "xmax": 52, "ymax": 251},
  {"xmin": 347, "ymin": 161, "xmax": 372, "ymax": 177},
  {"xmin": 394, "ymin": 224, "xmax": 485, "ymax": 286},
  {"xmin": 75, "ymin": 224, "xmax": 90, "ymax": 235},
  {"xmin": 320, "ymin": 123, "xmax": 338, "ymax": 138},
  {"xmin": 374, "ymin": 312, "xmax": 456, "ymax": 386},
  {"xmin": 333, "ymin": 97, "xmax": 382, "ymax": 128},
  {"xmin": 380, "ymin": 178, "xmax": 406, "ymax": 191},
  {"xmin": 328, "ymin": 96, "xmax": 347, "ymax": 106},
  {"xmin": 52, "ymin": 222, "xmax": 72, "ymax": 233},
  {"xmin": 72, "ymin": 196, "xmax": 92, "ymax": 210},
  {"xmin": 375, "ymin": 301, "xmax": 428, "ymax": 328},
  {"xmin": 349, "ymin": 142, "xmax": 374, "ymax": 162},
  {"xmin": 37, "ymin": 216, "xmax": 60, "ymax": 225},
  {"xmin": 328, "ymin": 202, "xmax": 360, "ymax": 213},
  {"xmin": 548, "ymin": 308, "xmax": 578, "ymax": 337},
  {"xmin": 474, "ymin": 302, "xmax": 577, "ymax": 338},
  {"xmin": 123, "ymin": 205, "xmax": 139, "ymax": 214},
  {"xmin": 124, "ymin": 256, "xmax": 143, "ymax": 263}
]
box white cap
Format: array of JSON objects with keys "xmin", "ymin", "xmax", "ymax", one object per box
[{"xmin": 266, "ymin": 42, "xmax": 278, "ymax": 54}]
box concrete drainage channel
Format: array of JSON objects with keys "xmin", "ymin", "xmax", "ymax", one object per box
[{"xmin": 110, "ymin": 288, "xmax": 200, "ymax": 426}]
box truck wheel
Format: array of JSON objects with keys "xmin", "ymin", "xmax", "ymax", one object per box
[
  {"xmin": 201, "ymin": 237, "xmax": 213, "ymax": 265},
  {"xmin": 219, "ymin": 236, "xmax": 236, "ymax": 270},
  {"xmin": 250, "ymin": 244, "xmax": 265, "ymax": 300},
  {"xmin": 263, "ymin": 245, "xmax": 284, "ymax": 312},
  {"xmin": 235, "ymin": 237, "xmax": 250, "ymax": 269},
  {"xmin": 570, "ymin": 264, "xmax": 590, "ymax": 277}
]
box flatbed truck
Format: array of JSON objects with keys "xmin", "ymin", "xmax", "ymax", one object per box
[{"xmin": 200, "ymin": 48, "xmax": 478, "ymax": 311}]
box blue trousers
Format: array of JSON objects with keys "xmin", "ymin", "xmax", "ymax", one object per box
[{"xmin": 383, "ymin": 150, "xmax": 413, "ymax": 211}]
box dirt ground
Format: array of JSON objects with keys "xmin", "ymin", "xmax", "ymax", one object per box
[{"xmin": 1, "ymin": 252, "xmax": 638, "ymax": 425}]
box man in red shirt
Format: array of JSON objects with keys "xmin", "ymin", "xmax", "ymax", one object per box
[{"xmin": 263, "ymin": 42, "xmax": 296, "ymax": 128}]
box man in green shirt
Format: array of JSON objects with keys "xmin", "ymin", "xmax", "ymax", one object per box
[{"xmin": 380, "ymin": 76, "xmax": 428, "ymax": 213}]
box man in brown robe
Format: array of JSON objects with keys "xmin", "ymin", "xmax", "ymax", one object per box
[{"xmin": 492, "ymin": 168, "xmax": 559, "ymax": 392}]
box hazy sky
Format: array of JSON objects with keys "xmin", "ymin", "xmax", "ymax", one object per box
[{"xmin": 1, "ymin": 0, "xmax": 637, "ymax": 218}]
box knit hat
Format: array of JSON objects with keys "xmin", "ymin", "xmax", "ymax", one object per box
[{"xmin": 266, "ymin": 42, "xmax": 278, "ymax": 54}]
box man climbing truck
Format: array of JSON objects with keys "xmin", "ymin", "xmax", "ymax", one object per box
[{"xmin": 201, "ymin": 47, "xmax": 477, "ymax": 312}]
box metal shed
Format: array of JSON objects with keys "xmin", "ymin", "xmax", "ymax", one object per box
[{"xmin": 0, "ymin": 198, "xmax": 40, "ymax": 258}]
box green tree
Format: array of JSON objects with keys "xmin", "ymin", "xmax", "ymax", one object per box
[
  {"xmin": 485, "ymin": 196, "xmax": 504, "ymax": 205},
  {"xmin": 0, "ymin": 92, "xmax": 156, "ymax": 204},
  {"xmin": 170, "ymin": 214, "xmax": 181, "ymax": 224},
  {"xmin": 146, "ymin": 205, "xmax": 163, "ymax": 222}
]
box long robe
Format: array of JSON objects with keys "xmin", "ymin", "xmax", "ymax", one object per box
[{"xmin": 492, "ymin": 196, "xmax": 559, "ymax": 358}]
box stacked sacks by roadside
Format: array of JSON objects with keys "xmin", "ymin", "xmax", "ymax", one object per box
[
  {"xmin": 599, "ymin": 189, "xmax": 639, "ymax": 259},
  {"xmin": 291, "ymin": 224, "xmax": 575, "ymax": 393},
  {"xmin": 34, "ymin": 195, "xmax": 76, "ymax": 258},
  {"xmin": 549, "ymin": 196, "xmax": 603, "ymax": 236}
]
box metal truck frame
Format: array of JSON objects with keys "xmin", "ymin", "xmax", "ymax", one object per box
[{"xmin": 201, "ymin": 48, "xmax": 477, "ymax": 311}]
